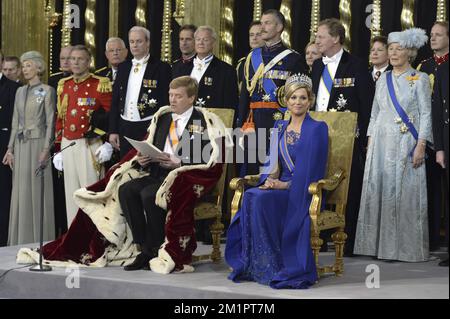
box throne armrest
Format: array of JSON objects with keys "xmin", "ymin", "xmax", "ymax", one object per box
[
  {"xmin": 308, "ymin": 169, "xmax": 345, "ymax": 222},
  {"xmin": 229, "ymin": 174, "xmax": 261, "ymax": 219}
]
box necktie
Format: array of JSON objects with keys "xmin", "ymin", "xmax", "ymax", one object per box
[
  {"xmin": 168, "ymin": 119, "xmax": 179, "ymax": 151},
  {"xmin": 112, "ymin": 70, "xmax": 117, "ymax": 81},
  {"xmin": 374, "ymin": 71, "xmax": 381, "ymax": 82},
  {"xmin": 322, "ymin": 56, "xmax": 336, "ymax": 65}
]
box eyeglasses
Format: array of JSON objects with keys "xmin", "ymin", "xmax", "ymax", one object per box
[{"xmin": 107, "ymin": 48, "xmax": 124, "ymax": 53}]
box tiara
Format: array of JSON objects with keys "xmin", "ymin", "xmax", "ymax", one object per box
[{"xmin": 285, "ymin": 73, "xmax": 313, "ymax": 89}]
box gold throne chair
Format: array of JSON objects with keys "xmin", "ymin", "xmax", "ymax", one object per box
[
  {"xmin": 229, "ymin": 111, "xmax": 358, "ymax": 277},
  {"xmin": 192, "ymin": 108, "xmax": 235, "ymax": 263}
]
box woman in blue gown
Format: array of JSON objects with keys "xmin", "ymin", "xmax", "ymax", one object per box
[{"xmin": 225, "ymin": 74, "xmax": 329, "ymax": 289}]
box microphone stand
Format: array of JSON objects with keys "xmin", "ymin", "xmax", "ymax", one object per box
[{"xmin": 29, "ymin": 141, "xmax": 76, "ymax": 272}]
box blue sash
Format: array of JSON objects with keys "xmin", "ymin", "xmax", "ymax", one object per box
[
  {"xmin": 279, "ymin": 130, "xmax": 295, "ymax": 174},
  {"xmin": 386, "ymin": 71, "xmax": 419, "ymax": 141},
  {"xmin": 321, "ymin": 65, "xmax": 333, "ymax": 95},
  {"xmin": 251, "ymin": 48, "xmax": 279, "ymax": 103}
]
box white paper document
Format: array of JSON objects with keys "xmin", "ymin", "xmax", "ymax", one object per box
[{"xmin": 124, "ymin": 136, "xmax": 163, "ymax": 157}]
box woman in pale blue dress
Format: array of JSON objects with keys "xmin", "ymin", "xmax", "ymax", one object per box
[{"xmin": 354, "ymin": 29, "xmax": 432, "ymax": 262}]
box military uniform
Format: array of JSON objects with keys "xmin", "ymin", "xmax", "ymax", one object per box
[
  {"xmin": 95, "ymin": 66, "xmax": 117, "ymax": 84},
  {"xmin": 0, "ymin": 75, "xmax": 20, "ymax": 246},
  {"xmin": 418, "ymin": 53, "xmax": 449, "ymax": 250},
  {"xmin": 48, "ymin": 71, "xmax": 72, "ymax": 91},
  {"xmin": 171, "ymin": 54, "xmax": 195, "ymax": 79},
  {"xmin": 109, "ymin": 56, "xmax": 171, "ymax": 158},
  {"xmin": 56, "ymin": 73, "xmax": 112, "ymax": 225},
  {"xmin": 236, "ymin": 56, "xmax": 246, "ymax": 95}
]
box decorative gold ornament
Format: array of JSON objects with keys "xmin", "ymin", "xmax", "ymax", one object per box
[
  {"xmin": 280, "ymin": 0, "xmax": 292, "ymax": 47},
  {"xmin": 173, "ymin": 0, "xmax": 186, "ymax": 25},
  {"xmin": 310, "ymin": 0, "xmax": 320, "ymax": 42},
  {"xmin": 161, "ymin": 0, "xmax": 172, "ymax": 63},
  {"xmin": 436, "ymin": 0, "xmax": 447, "ymax": 22},
  {"xmin": 135, "ymin": 0, "xmax": 147, "ymax": 27},
  {"xmin": 253, "ymin": 0, "xmax": 262, "ymax": 21},
  {"xmin": 339, "ymin": 0, "xmax": 352, "ymax": 52},
  {"xmin": 401, "ymin": 0, "xmax": 415, "ymax": 30},
  {"xmin": 219, "ymin": 0, "xmax": 234, "ymax": 65},
  {"xmin": 85, "ymin": 0, "xmax": 96, "ymax": 69},
  {"xmin": 61, "ymin": 0, "xmax": 72, "ymax": 48},
  {"xmin": 371, "ymin": 0, "xmax": 382, "ymax": 40}
]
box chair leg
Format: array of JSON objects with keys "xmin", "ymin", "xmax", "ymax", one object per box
[
  {"xmin": 209, "ymin": 216, "xmax": 224, "ymax": 263},
  {"xmin": 331, "ymin": 227, "xmax": 347, "ymax": 277},
  {"xmin": 310, "ymin": 231, "xmax": 323, "ymax": 277}
]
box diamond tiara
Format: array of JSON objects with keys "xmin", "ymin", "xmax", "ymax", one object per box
[{"xmin": 285, "ymin": 73, "xmax": 313, "ymax": 89}]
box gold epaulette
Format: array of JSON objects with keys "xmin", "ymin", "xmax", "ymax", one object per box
[
  {"xmin": 56, "ymin": 75, "xmax": 73, "ymax": 97},
  {"xmin": 94, "ymin": 66, "xmax": 108, "ymax": 74},
  {"xmin": 92, "ymin": 74, "xmax": 112, "ymax": 93}
]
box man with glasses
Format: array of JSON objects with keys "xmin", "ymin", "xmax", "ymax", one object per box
[{"xmin": 95, "ymin": 37, "xmax": 128, "ymax": 85}]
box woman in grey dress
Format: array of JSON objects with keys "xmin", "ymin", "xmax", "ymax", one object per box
[
  {"xmin": 354, "ymin": 29, "xmax": 432, "ymax": 262},
  {"xmin": 2, "ymin": 51, "xmax": 55, "ymax": 245}
]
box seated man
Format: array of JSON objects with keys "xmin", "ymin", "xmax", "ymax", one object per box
[{"xmin": 17, "ymin": 76, "xmax": 232, "ymax": 274}]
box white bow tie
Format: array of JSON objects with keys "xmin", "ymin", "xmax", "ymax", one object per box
[
  {"xmin": 322, "ymin": 56, "xmax": 337, "ymax": 65},
  {"xmin": 193, "ymin": 59, "xmax": 205, "ymax": 70}
]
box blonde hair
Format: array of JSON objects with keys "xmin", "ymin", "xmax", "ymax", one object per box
[
  {"xmin": 284, "ymin": 83, "xmax": 315, "ymax": 108},
  {"xmin": 170, "ymin": 76, "xmax": 199, "ymax": 101}
]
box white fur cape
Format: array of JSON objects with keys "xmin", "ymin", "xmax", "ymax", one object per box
[{"xmin": 17, "ymin": 106, "xmax": 232, "ymax": 273}]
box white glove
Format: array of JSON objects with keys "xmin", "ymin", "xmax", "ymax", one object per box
[
  {"xmin": 53, "ymin": 152, "xmax": 63, "ymax": 171},
  {"xmin": 95, "ymin": 142, "xmax": 114, "ymax": 164}
]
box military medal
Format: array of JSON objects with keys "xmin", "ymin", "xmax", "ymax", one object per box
[
  {"xmin": 73, "ymin": 85, "xmax": 78, "ymax": 92},
  {"xmin": 134, "ymin": 63, "xmax": 141, "ymax": 73},
  {"xmin": 273, "ymin": 112, "xmax": 283, "ymax": 120},
  {"xmin": 336, "ymin": 94, "xmax": 348, "ymax": 111}
]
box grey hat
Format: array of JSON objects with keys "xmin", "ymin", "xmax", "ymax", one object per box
[{"xmin": 388, "ymin": 28, "xmax": 428, "ymax": 49}]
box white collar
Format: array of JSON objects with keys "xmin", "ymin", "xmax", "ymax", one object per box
[
  {"xmin": 373, "ymin": 64, "xmax": 389, "ymax": 73},
  {"xmin": 0, "ymin": 73, "xmax": 3, "ymax": 80},
  {"xmin": 194, "ymin": 54, "xmax": 213, "ymax": 63},
  {"xmin": 132, "ymin": 54, "xmax": 150, "ymax": 65},
  {"xmin": 172, "ymin": 106, "xmax": 194, "ymax": 122},
  {"xmin": 323, "ymin": 48, "xmax": 344, "ymax": 64}
]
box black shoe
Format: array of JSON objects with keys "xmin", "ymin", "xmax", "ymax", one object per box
[
  {"xmin": 124, "ymin": 253, "xmax": 152, "ymax": 271},
  {"xmin": 439, "ymin": 258, "xmax": 449, "ymax": 267}
]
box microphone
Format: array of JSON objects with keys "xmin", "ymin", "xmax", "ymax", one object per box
[{"xmin": 35, "ymin": 141, "xmax": 77, "ymax": 175}]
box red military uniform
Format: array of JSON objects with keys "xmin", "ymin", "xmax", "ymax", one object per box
[
  {"xmin": 55, "ymin": 73, "xmax": 112, "ymax": 225},
  {"xmin": 55, "ymin": 73, "xmax": 112, "ymax": 144}
]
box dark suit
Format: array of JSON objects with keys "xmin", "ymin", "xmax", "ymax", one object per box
[
  {"xmin": 0, "ymin": 75, "xmax": 20, "ymax": 246},
  {"xmin": 312, "ymin": 50, "xmax": 372, "ymax": 255},
  {"xmin": 118, "ymin": 108, "xmax": 209, "ymax": 255},
  {"xmin": 109, "ymin": 57, "xmax": 171, "ymax": 158},
  {"xmin": 172, "ymin": 55, "xmax": 239, "ymax": 111},
  {"xmin": 368, "ymin": 65, "xmax": 392, "ymax": 107},
  {"xmin": 418, "ymin": 56, "xmax": 447, "ymax": 250},
  {"xmin": 432, "ymin": 61, "xmax": 449, "ymax": 248}
]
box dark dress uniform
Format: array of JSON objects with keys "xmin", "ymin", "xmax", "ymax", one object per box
[
  {"xmin": 48, "ymin": 71, "xmax": 72, "ymax": 91},
  {"xmin": 171, "ymin": 55, "xmax": 195, "ymax": 80},
  {"xmin": 418, "ymin": 54, "xmax": 449, "ymax": 250},
  {"xmin": 432, "ymin": 61, "xmax": 449, "ymax": 257},
  {"xmin": 236, "ymin": 56, "xmax": 246, "ymax": 95},
  {"xmin": 171, "ymin": 55, "xmax": 239, "ymax": 110},
  {"xmin": 238, "ymin": 41, "xmax": 308, "ymax": 176},
  {"xmin": 311, "ymin": 50, "xmax": 372, "ymax": 256},
  {"xmin": 118, "ymin": 108, "xmax": 209, "ymax": 269},
  {"xmin": 95, "ymin": 66, "xmax": 116, "ymax": 84},
  {"xmin": 109, "ymin": 56, "xmax": 171, "ymax": 159},
  {"xmin": 0, "ymin": 75, "xmax": 20, "ymax": 246},
  {"xmin": 368, "ymin": 65, "xmax": 392, "ymax": 107}
]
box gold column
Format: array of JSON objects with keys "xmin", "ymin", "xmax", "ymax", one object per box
[
  {"xmin": 135, "ymin": 0, "xmax": 147, "ymax": 27},
  {"xmin": 280, "ymin": 0, "xmax": 292, "ymax": 47},
  {"xmin": 253, "ymin": 0, "xmax": 262, "ymax": 21},
  {"xmin": 45, "ymin": 0, "xmax": 62, "ymax": 75},
  {"xmin": 371, "ymin": 0, "xmax": 382, "ymax": 40},
  {"xmin": 436, "ymin": 0, "xmax": 447, "ymax": 22},
  {"xmin": 173, "ymin": 0, "xmax": 186, "ymax": 26},
  {"xmin": 1, "ymin": 0, "xmax": 48, "ymax": 72},
  {"xmin": 109, "ymin": 0, "xmax": 119, "ymax": 37},
  {"xmin": 61, "ymin": 0, "xmax": 72, "ymax": 47},
  {"xmin": 85, "ymin": 0, "xmax": 96, "ymax": 68},
  {"xmin": 219, "ymin": 0, "xmax": 234, "ymax": 65},
  {"xmin": 161, "ymin": 0, "xmax": 172, "ymax": 63},
  {"xmin": 310, "ymin": 0, "xmax": 320, "ymax": 42},
  {"xmin": 401, "ymin": 0, "xmax": 415, "ymax": 30},
  {"xmin": 339, "ymin": 0, "xmax": 352, "ymax": 52}
]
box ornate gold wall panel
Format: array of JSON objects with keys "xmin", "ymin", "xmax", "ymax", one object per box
[
  {"xmin": 183, "ymin": 0, "xmax": 222, "ymax": 57},
  {"xmin": 339, "ymin": 0, "xmax": 352, "ymax": 52},
  {"xmin": 280, "ymin": 0, "xmax": 292, "ymax": 47},
  {"xmin": 109, "ymin": 0, "xmax": 119, "ymax": 37},
  {"xmin": 371, "ymin": 0, "xmax": 382, "ymax": 40},
  {"xmin": 436, "ymin": 0, "xmax": 447, "ymax": 22},
  {"xmin": 1, "ymin": 0, "xmax": 48, "ymax": 73},
  {"xmin": 401, "ymin": 0, "xmax": 415, "ymax": 30},
  {"xmin": 310, "ymin": 0, "xmax": 320, "ymax": 42},
  {"xmin": 219, "ymin": 0, "xmax": 234, "ymax": 65},
  {"xmin": 85, "ymin": 0, "xmax": 96, "ymax": 68},
  {"xmin": 135, "ymin": 0, "xmax": 147, "ymax": 27}
]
